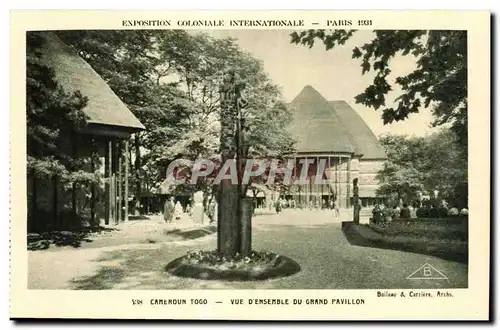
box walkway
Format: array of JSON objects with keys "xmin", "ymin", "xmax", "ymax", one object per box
[{"xmin": 28, "ymin": 211, "xmax": 467, "ymax": 290}]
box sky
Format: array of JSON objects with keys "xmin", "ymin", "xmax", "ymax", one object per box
[{"xmin": 203, "ymin": 29, "xmax": 436, "ymax": 138}]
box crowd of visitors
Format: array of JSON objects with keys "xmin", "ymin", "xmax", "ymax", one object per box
[
  {"xmin": 370, "ymin": 198, "xmax": 468, "ymax": 226},
  {"xmin": 270, "ymin": 197, "xmax": 340, "ymax": 212}
]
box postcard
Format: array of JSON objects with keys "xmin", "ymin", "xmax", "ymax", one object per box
[{"xmin": 10, "ymin": 10, "xmax": 490, "ymax": 320}]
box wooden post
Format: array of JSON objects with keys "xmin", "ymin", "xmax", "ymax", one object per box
[
  {"xmin": 105, "ymin": 139, "xmax": 111, "ymax": 225},
  {"xmin": 71, "ymin": 132, "xmax": 77, "ymax": 222},
  {"xmin": 327, "ymin": 156, "xmax": 331, "ymax": 207},
  {"xmin": 320, "ymin": 157, "xmax": 324, "ymax": 207},
  {"xmin": 338, "ymin": 156, "xmax": 342, "ymax": 208},
  {"xmin": 296, "ymin": 159, "xmax": 300, "ymax": 207},
  {"xmin": 316, "ymin": 156, "xmax": 320, "ymax": 207},
  {"xmin": 90, "ymin": 140, "xmax": 96, "ymax": 226},
  {"xmin": 334, "ymin": 157, "xmax": 338, "ymax": 204},
  {"xmin": 111, "ymin": 140, "xmax": 117, "ymax": 224},
  {"xmin": 240, "ymin": 197, "xmax": 253, "ymax": 256},
  {"xmin": 305, "ymin": 156, "xmax": 308, "ymax": 207},
  {"xmin": 117, "ymin": 141, "xmax": 123, "ymax": 223},
  {"xmin": 347, "ymin": 157, "xmax": 351, "ymax": 208},
  {"xmin": 309, "ymin": 158, "xmax": 312, "ymax": 207},
  {"xmin": 134, "ymin": 134, "xmax": 141, "ymax": 216},
  {"xmin": 124, "ymin": 140, "xmax": 129, "ymax": 222},
  {"xmin": 292, "ymin": 158, "xmax": 297, "ymax": 206}
]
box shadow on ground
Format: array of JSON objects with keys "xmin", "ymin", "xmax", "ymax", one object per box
[
  {"xmin": 70, "ymin": 227, "xmax": 219, "ymax": 290},
  {"xmin": 128, "ymin": 215, "xmax": 151, "ymax": 221},
  {"xmin": 165, "ymin": 226, "xmax": 217, "ymax": 240},
  {"xmin": 27, "ymin": 227, "xmax": 119, "ymax": 251},
  {"xmin": 65, "ymin": 220, "xmax": 467, "ymax": 290},
  {"xmin": 342, "ymin": 223, "xmax": 468, "ymax": 264},
  {"xmin": 70, "ymin": 247, "xmax": 202, "ymax": 290}
]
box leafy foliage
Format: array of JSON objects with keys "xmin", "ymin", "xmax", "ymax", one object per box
[
  {"xmin": 376, "ymin": 130, "xmax": 467, "ymax": 207},
  {"xmin": 26, "ymin": 32, "xmax": 99, "ymax": 184},
  {"xmin": 290, "ymin": 29, "xmax": 468, "ymax": 147},
  {"xmin": 184, "ymin": 249, "xmax": 280, "ymax": 266},
  {"xmin": 58, "ymin": 30, "xmax": 295, "ymax": 205}
]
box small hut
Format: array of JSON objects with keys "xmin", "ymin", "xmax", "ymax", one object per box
[{"xmin": 27, "ymin": 32, "xmax": 145, "ymax": 230}]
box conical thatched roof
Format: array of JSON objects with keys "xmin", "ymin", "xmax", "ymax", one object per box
[
  {"xmin": 34, "ymin": 31, "xmax": 145, "ymax": 131},
  {"xmin": 288, "ymin": 86, "xmax": 355, "ymax": 154},
  {"xmin": 288, "ymin": 86, "xmax": 386, "ymax": 160},
  {"xmin": 328, "ymin": 101, "xmax": 387, "ymax": 160}
]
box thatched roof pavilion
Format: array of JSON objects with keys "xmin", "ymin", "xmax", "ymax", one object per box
[
  {"xmin": 288, "ymin": 85, "xmax": 386, "ymax": 159},
  {"xmin": 286, "ymin": 86, "xmax": 387, "ymax": 209}
]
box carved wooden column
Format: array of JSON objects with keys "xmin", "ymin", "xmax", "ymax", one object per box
[{"xmin": 217, "ymin": 69, "xmax": 241, "ymax": 257}]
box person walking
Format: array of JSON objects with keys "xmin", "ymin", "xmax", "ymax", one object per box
[
  {"xmin": 334, "ymin": 199, "xmax": 340, "ymax": 219},
  {"xmin": 163, "ymin": 197, "xmax": 175, "ymax": 223},
  {"xmin": 275, "ymin": 198, "xmax": 282, "ymax": 214},
  {"xmin": 208, "ymin": 199, "xmax": 217, "ymax": 224},
  {"xmin": 174, "ymin": 201, "xmax": 183, "ymax": 221}
]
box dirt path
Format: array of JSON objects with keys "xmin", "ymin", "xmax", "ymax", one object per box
[
  {"xmin": 28, "ymin": 212, "xmax": 467, "ymax": 290},
  {"xmin": 28, "ymin": 217, "xmax": 217, "ymax": 289}
]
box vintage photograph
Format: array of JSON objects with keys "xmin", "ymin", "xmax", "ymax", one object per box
[{"xmin": 25, "ymin": 28, "xmax": 470, "ymax": 291}]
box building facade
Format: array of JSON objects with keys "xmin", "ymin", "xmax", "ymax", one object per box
[{"xmin": 286, "ymin": 86, "xmax": 387, "ymax": 209}]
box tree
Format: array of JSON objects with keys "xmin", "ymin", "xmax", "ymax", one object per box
[
  {"xmin": 27, "ymin": 32, "xmax": 89, "ymax": 178},
  {"xmin": 154, "ymin": 31, "xmax": 296, "ymax": 201},
  {"xmin": 290, "ymin": 30, "xmax": 468, "ymax": 147},
  {"xmin": 27, "ymin": 32, "xmax": 98, "ymax": 231},
  {"xmin": 58, "ymin": 30, "xmax": 295, "ymax": 219},
  {"xmin": 421, "ymin": 130, "xmax": 467, "ymax": 207},
  {"xmin": 58, "ymin": 30, "xmax": 195, "ymax": 214},
  {"xmin": 376, "ymin": 134, "xmax": 427, "ymax": 204},
  {"xmin": 377, "ymin": 129, "xmax": 467, "ymax": 207}
]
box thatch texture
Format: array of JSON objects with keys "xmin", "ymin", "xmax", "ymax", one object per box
[
  {"xmin": 34, "ymin": 31, "xmax": 145, "ymax": 131},
  {"xmin": 288, "ymin": 86, "xmax": 386, "ymax": 160},
  {"xmin": 329, "ymin": 101, "xmax": 386, "ymax": 160},
  {"xmin": 288, "ymin": 86, "xmax": 355, "ymax": 154}
]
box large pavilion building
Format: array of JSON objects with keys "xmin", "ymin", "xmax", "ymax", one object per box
[{"xmin": 286, "ymin": 85, "xmax": 387, "ymax": 209}]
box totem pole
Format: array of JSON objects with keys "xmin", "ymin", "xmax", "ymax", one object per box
[{"xmin": 217, "ymin": 69, "xmax": 250, "ymax": 257}]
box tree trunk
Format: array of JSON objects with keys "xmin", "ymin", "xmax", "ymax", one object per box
[
  {"xmin": 252, "ymin": 189, "xmax": 257, "ymax": 215},
  {"xmin": 53, "ymin": 175, "xmax": 59, "ymax": 230},
  {"xmin": 31, "ymin": 176, "xmax": 38, "ymax": 232},
  {"xmin": 134, "ymin": 134, "xmax": 141, "ymax": 216}
]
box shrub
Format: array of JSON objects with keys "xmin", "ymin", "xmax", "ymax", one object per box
[{"xmin": 416, "ymin": 207, "xmax": 428, "ymax": 218}]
